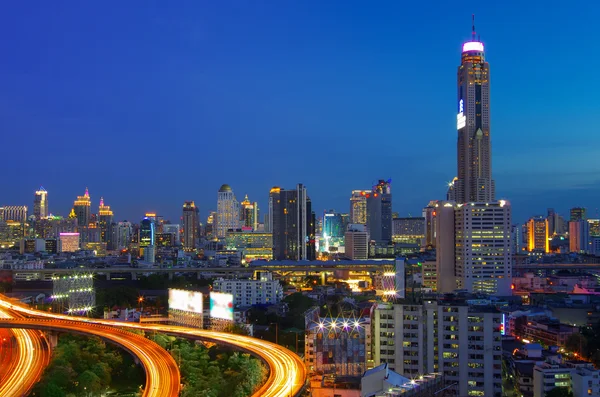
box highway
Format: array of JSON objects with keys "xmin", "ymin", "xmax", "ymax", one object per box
[
  {"xmin": 0, "ymin": 317, "xmax": 181, "ymax": 397},
  {"xmin": 0, "ymin": 296, "xmax": 307, "ymax": 397},
  {"xmin": 0, "ymin": 307, "xmax": 50, "ymax": 397}
]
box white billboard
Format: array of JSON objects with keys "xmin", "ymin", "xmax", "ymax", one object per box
[
  {"xmin": 210, "ymin": 292, "xmax": 234, "ymax": 321},
  {"xmin": 168, "ymin": 289, "xmax": 203, "ymax": 314}
]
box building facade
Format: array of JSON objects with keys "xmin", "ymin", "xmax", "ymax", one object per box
[
  {"xmin": 182, "ymin": 201, "xmax": 199, "ymax": 251},
  {"xmin": 345, "ymin": 224, "xmax": 369, "ymax": 260},
  {"xmin": 350, "ymin": 190, "xmax": 369, "ymax": 225},
  {"xmin": 366, "ymin": 180, "xmax": 392, "ymax": 244},
  {"xmin": 527, "ymin": 216, "xmax": 549, "ymax": 253},
  {"xmin": 455, "ymin": 25, "xmax": 495, "ymax": 203},
  {"xmin": 212, "ymin": 276, "xmax": 283, "ymax": 307},
  {"xmin": 33, "ymin": 187, "xmax": 48, "ymax": 220},
  {"xmin": 217, "ymin": 184, "xmax": 239, "ymax": 238}
]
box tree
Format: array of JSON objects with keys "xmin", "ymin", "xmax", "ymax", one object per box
[
  {"xmin": 546, "ymin": 387, "xmax": 574, "ymax": 397},
  {"xmin": 565, "ymin": 333, "xmax": 587, "ymax": 356},
  {"xmin": 223, "ymin": 323, "xmax": 250, "ymax": 336}
]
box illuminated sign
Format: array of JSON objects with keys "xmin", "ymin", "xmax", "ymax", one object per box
[
  {"xmin": 210, "ymin": 292, "xmax": 234, "ymax": 321},
  {"xmin": 459, "ymin": 99, "xmax": 464, "ymax": 113},
  {"xmin": 457, "ymin": 113, "xmax": 466, "ymax": 129},
  {"xmin": 501, "ymin": 313, "xmax": 506, "ymax": 335},
  {"xmin": 462, "ymin": 41, "xmax": 484, "ymax": 52},
  {"xmin": 168, "ymin": 289, "xmax": 203, "ymax": 314}
]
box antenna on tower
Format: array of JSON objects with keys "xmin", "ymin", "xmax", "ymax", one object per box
[{"xmin": 472, "ymin": 14, "xmax": 476, "ymax": 41}]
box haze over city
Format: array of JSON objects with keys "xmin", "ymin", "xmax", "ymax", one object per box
[{"xmin": 1, "ymin": 2, "xmax": 599, "ymax": 223}]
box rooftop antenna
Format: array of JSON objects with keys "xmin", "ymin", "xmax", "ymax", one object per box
[{"xmin": 472, "ymin": 14, "xmax": 476, "ymax": 42}]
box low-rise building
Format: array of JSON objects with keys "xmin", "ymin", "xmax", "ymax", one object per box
[{"xmin": 212, "ymin": 274, "xmax": 283, "ymax": 307}]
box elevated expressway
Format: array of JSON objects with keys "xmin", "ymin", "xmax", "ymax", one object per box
[
  {"xmin": 0, "ymin": 296, "xmax": 307, "ymax": 397},
  {"xmin": 0, "ymin": 306, "xmax": 51, "ymax": 397}
]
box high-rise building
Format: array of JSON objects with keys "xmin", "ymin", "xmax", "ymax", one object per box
[
  {"xmin": 350, "ymin": 190, "xmax": 369, "ymax": 224},
  {"xmin": 526, "ymin": 216, "xmax": 549, "ymax": 253},
  {"xmin": 0, "ymin": 206, "xmax": 28, "ymax": 222},
  {"xmin": 373, "ymin": 299, "xmax": 502, "ymax": 397},
  {"xmin": 182, "ymin": 201, "xmax": 199, "ymax": 251},
  {"xmin": 114, "ymin": 221, "xmax": 133, "ymax": 250},
  {"xmin": 163, "ymin": 224, "xmax": 181, "ymax": 244},
  {"xmin": 569, "ymin": 220, "xmax": 590, "ymax": 253},
  {"xmin": 33, "ymin": 187, "xmax": 48, "ymax": 220},
  {"xmin": 422, "ymin": 201, "xmax": 438, "ymax": 250},
  {"xmin": 98, "ymin": 197, "xmax": 114, "ymax": 244},
  {"xmin": 240, "ymin": 194, "xmax": 259, "ymax": 230},
  {"xmin": 455, "ymin": 21, "xmax": 495, "ymax": 204},
  {"xmin": 366, "ymin": 180, "xmax": 392, "ymax": 244},
  {"xmin": 392, "ymin": 217, "xmax": 425, "ymax": 245},
  {"xmin": 588, "ymin": 219, "xmax": 600, "ymax": 237},
  {"xmin": 216, "ymin": 184, "xmax": 239, "ymax": 238},
  {"xmin": 271, "ymin": 183, "xmax": 316, "ymax": 260},
  {"xmin": 344, "ymin": 224, "xmax": 369, "ymax": 260},
  {"xmin": 139, "ymin": 217, "xmax": 155, "ymax": 249},
  {"xmin": 59, "ymin": 232, "xmax": 80, "ymax": 252},
  {"xmin": 72, "ymin": 188, "xmax": 91, "ymax": 228},
  {"xmin": 436, "ymin": 200, "xmax": 512, "ymax": 296},
  {"xmin": 570, "ymin": 207, "xmax": 587, "ymax": 222}
]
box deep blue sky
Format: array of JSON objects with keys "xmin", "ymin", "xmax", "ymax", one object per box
[{"xmin": 1, "ymin": 1, "xmax": 599, "ymax": 224}]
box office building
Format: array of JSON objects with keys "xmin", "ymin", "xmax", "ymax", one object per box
[
  {"xmin": 114, "ymin": 221, "xmax": 133, "ymax": 250},
  {"xmin": 527, "ymin": 216, "xmax": 549, "ymax": 253},
  {"xmin": 216, "ymin": 184, "xmax": 239, "ymax": 238},
  {"xmin": 59, "ymin": 232, "xmax": 80, "ymax": 252},
  {"xmin": 139, "ymin": 217, "xmax": 155, "ymax": 251},
  {"xmin": 182, "ymin": 201, "xmax": 199, "ymax": 251},
  {"xmin": 373, "ymin": 298, "xmax": 503, "ymax": 397},
  {"xmin": 422, "ymin": 201, "xmax": 438, "ymax": 250},
  {"xmin": 239, "ymin": 194, "xmax": 259, "ymax": 230},
  {"xmin": 350, "ymin": 190, "xmax": 369, "ymax": 224},
  {"xmin": 163, "ymin": 224, "xmax": 181, "ymax": 244},
  {"xmin": 392, "ymin": 217, "xmax": 425, "ymax": 245},
  {"xmin": 588, "ymin": 219, "xmax": 600, "ymax": 237},
  {"xmin": 98, "ymin": 197, "xmax": 113, "ymax": 244},
  {"xmin": 512, "ymin": 224, "xmax": 523, "ymax": 254},
  {"xmin": 455, "ymin": 21, "xmax": 495, "ymax": 203},
  {"xmin": 0, "ymin": 205, "xmax": 28, "ymax": 222},
  {"xmin": 570, "ymin": 207, "xmax": 587, "ymax": 222},
  {"xmin": 436, "ymin": 200, "xmax": 512, "ymax": 296},
  {"xmin": 212, "ymin": 274, "xmax": 283, "ymax": 306},
  {"xmin": 569, "ymin": 220, "xmax": 590, "ymax": 253},
  {"xmin": 72, "ymin": 188, "xmax": 91, "ymax": 228},
  {"xmin": 322, "ymin": 211, "xmax": 345, "ymax": 239},
  {"xmin": 271, "ymin": 184, "xmax": 316, "ymax": 260},
  {"xmin": 20, "ymin": 238, "xmax": 46, "ymax": 254},
  {"xmin": 33, "ymin": 187, "xmax": 48, "ymax": 220},
  {"xmin": 345, "ymin": 224, "xmax": 369, "ymax": 260},
  {"xmin": 366, "ymin": 180, "xmax": 393, "ymax": 244},
  {"xmin": 225, "ymin": 230, "xmax": 273, "ymax": 261},
  {"xmin": 143, "ymin": 245, "xmax": 155, "ymax": 263}
]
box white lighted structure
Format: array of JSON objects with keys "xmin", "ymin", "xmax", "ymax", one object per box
[
  {"xmin": 34, "ymin": 187, "xmax": 48, "ymax": 220},
  {"xmin": 210, "ymin": 292, "xmax": 234, "ymax": 321},
  {"xmin": 374, "ymin": 257, "xmax": 405, "ymax": 301},
  {"xmin": 51, "ymin": 274, "xmax": 95, "ymax": 314},
  {"xmin": 59, "ymin": 232, "xmax": 80, "ymax": 252},
  {"xmin": 168, "ymin": 289, "xmax": 203, "ymax": 328},
  {"xmin": 216, "ymin": 184, "xmax": 239, "ymax": 238}
]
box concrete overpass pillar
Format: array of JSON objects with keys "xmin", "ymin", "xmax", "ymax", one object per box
[
  {"xmin": 197, "ymin": 271, "xmax": 202, "ymax": 280},
  {"xmin": 168, "ymin": 272, "xmax": 174, "ymax": 280},
  {"xmin": 132, "ymin": 272, "xmax": 137, "ymax": 280},
  {"xmin": 106, "ymin": 272, "xmax": 111, "ymax": 280},
  {"xmin": 47, "ymin": 331, "xmax": 58, "ymax": 348}
]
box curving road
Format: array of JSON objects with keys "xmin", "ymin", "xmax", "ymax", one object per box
[
  {"xmin": 0, "ymin": 307, "xmax": 51, "ymax": 397},
  {"xmin": 0, "ymin": 295, "xmax": 307, "ymax": 397}
]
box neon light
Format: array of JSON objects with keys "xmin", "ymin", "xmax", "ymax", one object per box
[
  {"xmin": 459, "ymin": 99, "xmax": 464, "ymax": 113},
  {"xmin": 457, "ymin": 113, "xmax": 466, "ymax": 129},
  {"xmin": 59, "ymin": 233, "xmax": 80, "ymax": 236},
  {"xmin": 462, "ymin": 42, "xmax": 484, "ymax": 52}
]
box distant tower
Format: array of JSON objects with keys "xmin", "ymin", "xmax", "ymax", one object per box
[
  {"xmin": 366, "ymin": 180, "xmax": 393, "ymax": 244},
  {"xmin": 240, "ymin": 194, "xmax": 259, "ymax": 230},
  {"xmin": 73, "ymin": 188, "xmax": 91, "ymax": 228},
  {"xmin": 349, "ymin": 190, "xmax": 369, "ymax": 224},
  {"xmin": 182, "ymin": 201, "xmax": 199, "ymax": 251},
  {"xmin": 98, "ymin": 197, "xmax": 114, "ymax": 244},
  {"xmin": 139, "ymin": 217, "xmax": 155, "ymax": 250},
  {"xmin": 216, "ymin": 184, "xmax": 239, "ymax": 237},
  {"xmin": 455, "ymin": 16, "xmax": 495, "ymax": 203},
  {"xmin": 271, "ymin": 184, "xmax": 316, "ymax": 260},
  {"xmin": 33, "ymin": 187, "xmax": 48, "ymax": 220},
  {"xmin": 526, "ymin": 216, "xmax": 549, "ymax": 253}
]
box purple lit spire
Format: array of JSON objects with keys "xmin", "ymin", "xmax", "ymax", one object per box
[
  {"xmin": 84, "ymin": 187, "xmax": 89, "ymax": 197},
  {"xmin": 99, "ymin": 197, "xmax": 104, "ymax": 207}
]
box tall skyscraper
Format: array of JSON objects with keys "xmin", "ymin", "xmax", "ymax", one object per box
[
  {"xmin": 271, "ymin": 183, "xmax": 316, "ymax": 260},
  {"xmin": 182, "ymin": 201, "xmax": 199, "ymax": 251},
  {"xmin": 570, "ymin": 207, "xmax": 587, "ymax": 221},
  {"xmin": 436, "ymin": 200, "xmax": 512, "ymax": 296},
  {"xmin": 366, "ymin": 180, "xmax": 392, "ymax": 244},
  {"xmin": 72, "ymin": 188, "xmax": 91, "ymax": 228},
  {"xmin": 97, "ymin": 197, "xmax": 114, "ymax": 244},
  {"xmin": 345, "ymin": 224, "xmax": 368, "ymax": 260},
  {"xmin": 240, "ymin": 194, "xmax": 259, "ymax": 230},
  {"xmin": 526, "ymin": 216, "xmax": 549, "ymax": 253},
  {"xmin": 216, "ymin": 184, "xmax": 239, "ymax": 238},
  {"xmin": 569, "ymin": 220, "xmax": 590, "ymax": 253},
  {"xmin": 139, "ymin": 217, "xmax": 155, "ymax": 249},
  {"xmin": 455, "ymin": 20, "xmax": 495, "ymax": 203},
  {"xmin": 33, "ymin": 187, "xmax": 48, "ymax": 220},
  {"xmin": 422, "ymin": 201, "xmax": 438, "ymax": 250},
  {"xmin": 349, "ymin": 190, "xmax": 369, "ymax": 224}
]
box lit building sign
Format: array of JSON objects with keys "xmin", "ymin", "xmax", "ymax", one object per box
[
  {"xmin": 457, "ymin": 113, "xmax": 466, "ymax": 129},
  {"xmin": 168, "ymin": 289, "xmax": 203, "ymax": 314},
  {"xmin": 210, "ymin": 292, "xmax": 234, "ymax": 321},
  {"xmin": 462, "ymin": 41, "xmax": 484, "ymax": 52},
  {"xmin": 501, "ymin": 313, "xmax": 506, "ymax": 335}
]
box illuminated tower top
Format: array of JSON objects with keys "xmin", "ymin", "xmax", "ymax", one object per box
[
  {"xmin": 455, "ymin": 15, "xmax": 495, "ymax": 204},
  {"xmin": 34, "ymin": 186, "xmax": 48, "ymax": 219}
]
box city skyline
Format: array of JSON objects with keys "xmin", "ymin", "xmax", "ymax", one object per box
[{"xmin": 1, "ymin": 3, "xmax": 599, "ymax": 223}]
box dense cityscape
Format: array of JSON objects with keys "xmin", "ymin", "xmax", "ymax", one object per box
[{"xmin": 1, "ymin": 7, "xmax": 599, "ymax": 397}]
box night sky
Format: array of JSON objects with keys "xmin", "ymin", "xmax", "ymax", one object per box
[{"xmin": 1, "ymin": 2, "xmax": 599, "ymax": 224}]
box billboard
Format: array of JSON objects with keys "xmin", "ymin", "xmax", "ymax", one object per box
[
  {"xmin": 210, "ymin": 292, "xmax": 234, "ymax": 321},
  {"xmin": 168, "ymin": 289, "xmax": 203, "ymax": 314}
]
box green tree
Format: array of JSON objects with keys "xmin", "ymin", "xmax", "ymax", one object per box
[
  {"xmin": 77, "ymin": 370, "xmax": 102, "ymax": 395},
  {"xmin": 546, "ymin": 387, "xmax": 574, "ymax": 397}
]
